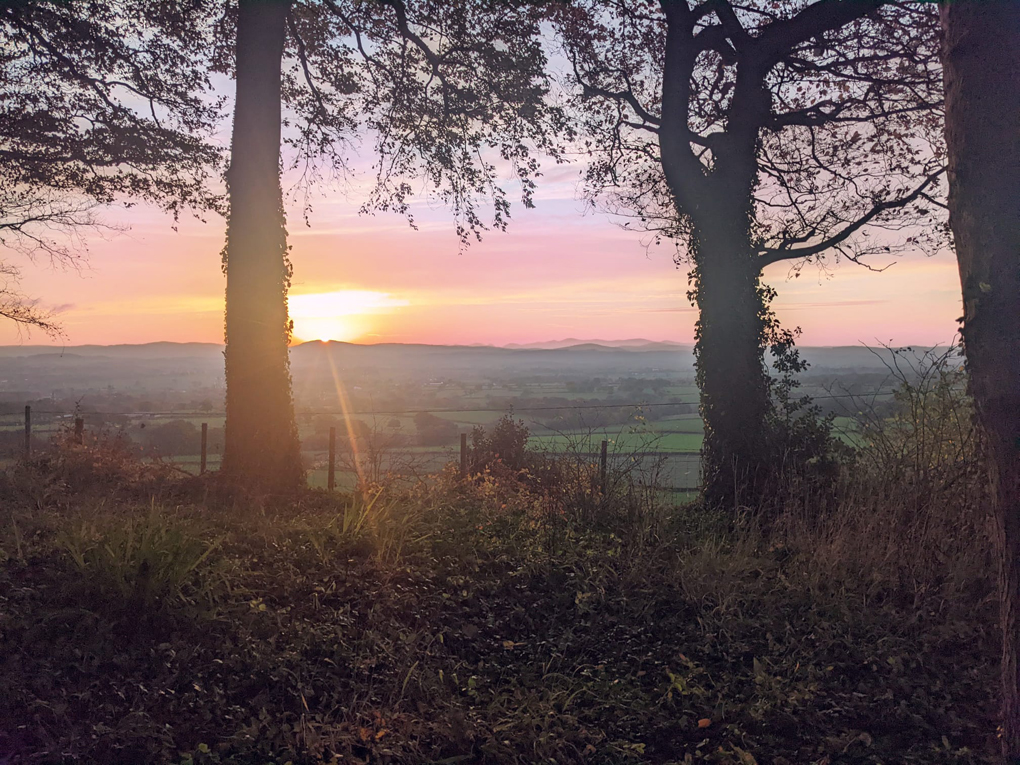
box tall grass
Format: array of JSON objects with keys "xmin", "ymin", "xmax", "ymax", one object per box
[
  {"xmin": 58, "ymin": 501, "xmax": 221, "ymax": 609},
  {"xmin": 301, "ymin": 487, "xmax": 425, "ymax": 564},
  {"xmin": 774, "ymin": 346, "xmax": 992, "ymax": 604}
]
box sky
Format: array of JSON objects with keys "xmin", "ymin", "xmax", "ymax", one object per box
[{"xmin": 2, "ymin": 162, "xmax": 963, "ymax": 348}]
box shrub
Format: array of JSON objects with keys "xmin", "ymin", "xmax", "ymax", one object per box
[
  {"xmin": 7, "ymin": 417, "xmax": 184, "ymax": 506},
  {"xmin": 469, "ymin": 413, "xmax": 531, "ymax": 473},
  {"xmin": 774, "ymin": 344, "xmax": 992, "ymax": 602}
]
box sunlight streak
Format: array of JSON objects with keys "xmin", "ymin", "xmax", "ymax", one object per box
[{"xmin": 325, "ymin": 350, "xmax": 365, "ymax": 489}]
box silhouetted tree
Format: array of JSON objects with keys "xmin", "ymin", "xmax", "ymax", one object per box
[
  {"xmin": 216, "ymin": 0, "xmax": 563, "ymax": 492},
  {"xmin": 220, "ymin": 0, "xmax": 303, "ymax": 492},
  {"xmin": 940, "ymin": 2, "xmax": 1020, "ymax": 758},
  {"xmin": 0, "ymin": 0, "xmax": 220, "ymax": 334},
  {"xmin": 414, "ymin": 411, "xmax": 458, "ymax": 446},
  {"xmin": 552, "ymin": 1, "xmax": 944, "ymax": 507}
]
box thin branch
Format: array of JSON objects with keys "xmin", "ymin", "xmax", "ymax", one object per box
[{"xmin": 758, "ymin": 166, "xmax": 945, "ymax": 266}]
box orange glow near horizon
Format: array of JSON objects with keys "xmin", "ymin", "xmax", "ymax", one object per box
[
  {"xmin": 288, "ymin": 290, "xmax": 409, "ymax": 343},
  {"xmin": 0, "ymin": 175, "xmax": 965, "ymax": 349}
]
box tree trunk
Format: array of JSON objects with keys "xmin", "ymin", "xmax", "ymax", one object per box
[
  {"xmin": 692, "ymin": 213, "xmax": 772, "ymax": 508},
  {"xmin": 221, "ymin": 0, "xmax": 303, "ymax": 493},
  {"xmin": 941, "ymin": 2, "xmax": 1020, "ymax": 760}
]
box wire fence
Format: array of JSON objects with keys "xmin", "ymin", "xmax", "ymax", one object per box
[
  {"xmin": 3, "ymin": 388, "xmax": 896, "ymax": 492},
  {"xmin": 4, "ymin": 400, "xmax": 709, "ymax": 493},
  {"xmin": 12, "ymin": 387, "xmax": 879, "ymax": 418}
]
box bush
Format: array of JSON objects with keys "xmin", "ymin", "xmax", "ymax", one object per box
[
  {"xmin": 6, "ymin": 418, "xmax": 184, "ymax": 505},
  {"xmin": 774, "ymin": 344, "xmax": 992, "ymax": 601},
  {"xmin": 469, "ymin": 413, "xmax": 531, "ymax": 473}
]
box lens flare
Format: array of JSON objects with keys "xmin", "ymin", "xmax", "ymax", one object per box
[{"xmin": 289, "ymin": 290, "xmax": 408, "ymax": 342}]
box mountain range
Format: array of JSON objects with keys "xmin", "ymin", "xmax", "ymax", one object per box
[{"xmin": 0, "ymin": 338, "xmax": 951, "ymax": 400}]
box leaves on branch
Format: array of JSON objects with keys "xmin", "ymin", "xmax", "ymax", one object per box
[{"xmin": 552, "ymin": 0, "xmax": 947, "ymax": 270}]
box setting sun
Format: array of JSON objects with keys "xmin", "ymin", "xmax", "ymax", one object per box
[{"xmin": 288, "ymin": 290, "xmax": 409, "ymax": 342}]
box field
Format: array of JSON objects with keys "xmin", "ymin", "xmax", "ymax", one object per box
[{"xmin": 2, "ymin": 405, "xmax": 706, "ymax": 492}]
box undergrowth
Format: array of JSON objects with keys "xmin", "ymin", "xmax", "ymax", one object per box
[{"xmin": 0, "ymin": 364, "xmax": 999, "ymax": 764}]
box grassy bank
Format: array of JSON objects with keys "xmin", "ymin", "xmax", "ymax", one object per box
[{"xmin": 0, "ymin": 437, "xmax": 998, "ymax": 764}]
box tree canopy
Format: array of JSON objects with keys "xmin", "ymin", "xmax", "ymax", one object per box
[
  {"xmin": 0, "ymin": 0, "xmax": 222, "ymax": 332},
  {"xmin": 554, "ymin": 0, "xmax": 945, "ymax": 268},
  {"xmin": 210, "ymin": 0, "xmax": 566, "ymax": 242}
]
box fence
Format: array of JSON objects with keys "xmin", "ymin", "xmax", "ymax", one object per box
[{"xmin": 10, "ymin": 404, "xmax": 705, "ymax": 493}]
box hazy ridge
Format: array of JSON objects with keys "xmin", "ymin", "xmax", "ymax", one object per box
[{"xmin": 0, "ymin": 339, "xmax": 949, "ymax": 401}]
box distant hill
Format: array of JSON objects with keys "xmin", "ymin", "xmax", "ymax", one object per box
[
  {"xmin": 0, "ymin": 339, "xmax": 953, "ymax": 400},
  {"xmin": 503, "ymin": 338, "xmax": 689, "ymax": 350},
  {"xmin": 287, "ymin": 340, "xmax": 697, "ymax": 381},
  {"xmin": 0, "ymin": 342, "xmax": 223, "ymax": 359}
]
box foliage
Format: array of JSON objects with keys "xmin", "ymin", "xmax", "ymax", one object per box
[
  {"xmin": 59, "ymin": 501, "xmax": 220, "ymax": 612},
  {"xmin": 851, "ymin": 345, "xmax": 979, "ymax": 504},
  {"xmin": 414, "ymin": 411, "xmax": 459, "ymax": 446},
  {"xmin": 4, "ymin": 418, "xmax": 183, "ymax": 507},
  {"xmin": 760, "ymin": 303, "xmax": 851, "ymax": 506},
  {"xmin": 0, "ymin": 430, "xmax": 999, "ymax": 764},
  {"xmin": 301, "ymin": 488, "xmax": 422, "ymax": 565},
  {"xmin": 469, "ymin": 412, "xmax": 531, "ymax": 473},
  {"xmin": 776, "ymin": 344, "xmax": 991, "ymax": 600},
  {"xmin": 0, "ymin": 0, "xmax": 221, "ymax": 333},
  {"xmin": 207, "ymin": 0, "xmax": 566, "ymax": 243}
]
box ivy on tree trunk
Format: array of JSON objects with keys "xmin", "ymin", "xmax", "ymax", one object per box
[
  {"xmin": 689, "ymin": 213, "xmax": 772, "ymax": 507},
  {"xmin": 221, "ymin": 0, "xmax": 302, "ymax": 493}
]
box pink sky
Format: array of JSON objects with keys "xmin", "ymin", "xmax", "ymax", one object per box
[{"xmin": 3, "ymin": 164, "xmax": 962, "ymax": 347}]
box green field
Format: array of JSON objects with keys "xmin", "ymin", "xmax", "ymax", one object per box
[
  {"xmin": 530, "ymin": 427, "xmax": 703, "ymax": 454},
  {"xmin": 4, "ymin": 408, "xmax": 706, "ymax": 469}
]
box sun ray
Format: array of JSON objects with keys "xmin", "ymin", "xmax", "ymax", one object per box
[{"xmin": 325, "ymin": 350, "xmax": 365, "ymax": 489}]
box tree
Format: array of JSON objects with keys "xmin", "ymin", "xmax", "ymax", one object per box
[
  {"xmin": 220, "ymin": 0, "xmax": 303, "ymax": 492},
  {"xmin": 414, "ymin": 411, "xmax": 458, "ymax": 447},
  {"xmin": 551, "ymin": 0, "xmax": 944, "ymax": 506},
  {"xmin": 940, "ymin": 2, "xmax": 1020, "ymax": 759},
  {"xmin": 216, "ymin": 0, "xmax": 563, "ymax": 492},
  {"xmin": 0, "ymin": 0, "xmax": 220, "ymax": 334}
]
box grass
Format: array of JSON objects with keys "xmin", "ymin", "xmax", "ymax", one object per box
[{"xmin": 0, "ymin": 466, "xmax": 997, "ymax": 765}]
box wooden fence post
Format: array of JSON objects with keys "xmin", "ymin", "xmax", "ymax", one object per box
[
  {"xmin": 73, "ymin": 417, "xmax": 84, "ymax": 445},
  {"xmin": 327, "ymin": 426, "xmax": 336, "ymax": 492},
  {"xmin": 24, "ymin": 405, "xmax": 31, "ymax": 458},
  {"xmin": 600, "ymin": 439, "xmax": 608, "ymax": 496},
  {"xmin": 200, "ymin": 423, "xmax": 208, "ymax": 474},
  {"xmin": 460, "ymin": 432, "xmax": 468, "ymax": 479}
]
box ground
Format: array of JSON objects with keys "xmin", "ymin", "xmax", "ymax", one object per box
[{"xmin": 0, "ymin": 462, "xmax": 998, "ymax": 765}]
